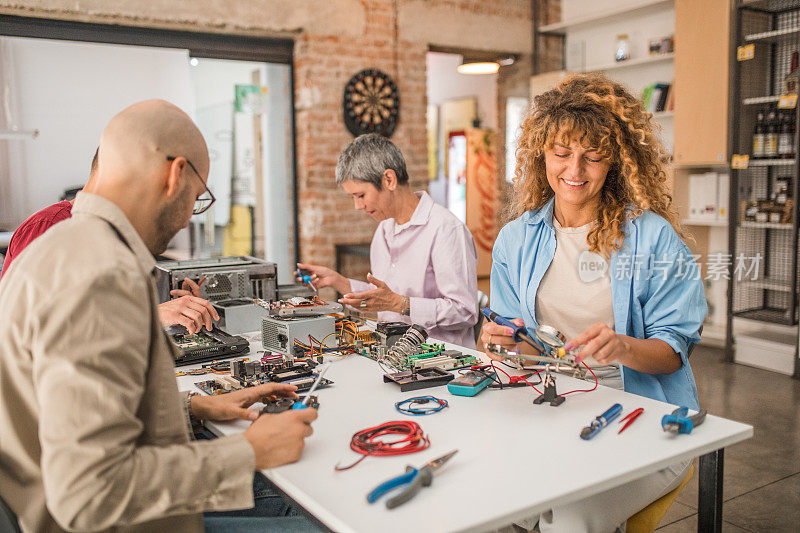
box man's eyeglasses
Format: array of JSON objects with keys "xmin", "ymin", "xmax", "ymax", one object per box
[{"xmin": 166, "ymin": 155, "xmax": 216, "ymax": 215}]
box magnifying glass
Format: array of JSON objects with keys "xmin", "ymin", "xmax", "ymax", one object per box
[{"xmin": 535, "ymin": 325, "xmax": 566, "ymax": 350}]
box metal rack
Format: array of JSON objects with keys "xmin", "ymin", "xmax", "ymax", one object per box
[{"xmin": 728, "ymin": 0, "xmax": 800, "ymax": 377}]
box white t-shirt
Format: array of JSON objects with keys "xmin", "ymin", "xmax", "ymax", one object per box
[{"xmin": 535, "ymin": 218, "xmax": 619, "ymax": 380}]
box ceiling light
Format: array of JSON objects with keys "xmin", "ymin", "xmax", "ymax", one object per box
[
  {"xmin": 190, "ymin": 57, "xmax": 199, "ymax": 67},
  {"xmin": 457, "ymin": 61, "xmax": 500, "ymax": 75}
]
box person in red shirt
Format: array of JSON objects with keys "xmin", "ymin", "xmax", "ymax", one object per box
[{"xmin": 0, "ymin": 150, "xmax": 218, "ymax": 333}]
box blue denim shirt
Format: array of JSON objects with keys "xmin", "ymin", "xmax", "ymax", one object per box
[{"xmin": 490, "ymin": 198, "xmax": 706, "ymax": 410}]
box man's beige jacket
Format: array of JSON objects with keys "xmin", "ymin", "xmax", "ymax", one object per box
[{"xmin": 0, "ymin": 193, "xmax": 254, "ymax": 532}]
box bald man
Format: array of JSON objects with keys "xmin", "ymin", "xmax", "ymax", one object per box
[
  {"xmin": 0, "ymin": 149, "xmax": 219, "ymax": 334},
  {"xmin": 0, "ymin": 100, "xmax": 318, "ymax": 533}
]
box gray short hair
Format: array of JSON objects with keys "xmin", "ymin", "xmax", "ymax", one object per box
[{"xmin": 335, "ymin": 133, "xmax": 409, "ymax": 189}]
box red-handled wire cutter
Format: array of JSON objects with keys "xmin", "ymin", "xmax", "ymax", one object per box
[{"xmin": 618, "ymin": 408, "xmax": 644, "ymax": 434}]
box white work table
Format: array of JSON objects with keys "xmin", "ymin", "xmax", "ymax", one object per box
[{"xmin": 177, "ymin": 336, "xmax": 752, "ymax": 533}]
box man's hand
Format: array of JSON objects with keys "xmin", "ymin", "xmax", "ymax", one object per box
[
  {"xmin": 190, "ymin": 383, "xmax": 299, "ymax": 422},
  {"xmin": 339, "ymin": 274, "xmax": 403, "ymax": 313},
  {"xmin": 244, "ymin": 408, "xmax": 318, "ymax": 469},
  {"xmin": 295, "ymin": 262, "xmax": 351, "ymax": 294},
  {"xmin": 567, "ymin": 323, "xmax": 630, "ymax": 366},
  {"xmin": 480, "ymin": 318, "xmax": 526, "ymax": 361},
  {"xmin": 157, "ymin": 295, "xmax": 219, "ymax": 333},
  {"xmin": 169, "ymin": 277, "xmax": 202, "ymax": 298}
]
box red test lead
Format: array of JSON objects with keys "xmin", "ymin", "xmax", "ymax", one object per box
[{"xmin": 618, "ymin": 408, "xmax": 644, "ymax": 434}]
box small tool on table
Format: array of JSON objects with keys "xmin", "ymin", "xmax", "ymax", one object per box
[
  {"xmin": 366, "ymin": 450, "xmax": 458, "ymax": 509},
  {"xmin": 662, "ymin": 406, "xmax": 707, "ymax": 435},
  {"xmin": 618, "ymin": 407, "xmax": 644, "ymax": 434},
  {"xmin": 580, "ymin": 403, "xmax": 623, "ymax": 440}
]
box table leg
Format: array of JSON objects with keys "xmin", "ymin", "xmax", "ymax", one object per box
[{"xmin": 698, "ymin": 449, "xmax": 724, "ymax": 533}]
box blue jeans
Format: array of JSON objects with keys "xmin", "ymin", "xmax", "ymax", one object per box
[
  {"xmin": 196, "ymin": 430, "xmax": 322, "ymax": 532},
  {"xmin": 204, "ymin": 473, "xmax": 321, "ymax": 532}
]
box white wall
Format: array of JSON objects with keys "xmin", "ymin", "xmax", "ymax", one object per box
[
  {"xmin": 2, "ymin": 37, "xmax": 194, "ymax": 222},
  {"xmin": 427, "ymin": 51, "xmax": 498, "ymax": 206},
  {"xmin": 427, "ymin": 52, "xmax": 498, "ymax": 129},
  {"xmin": 190, "ymin": 58, "xmax": 294, "ymax": 283}
]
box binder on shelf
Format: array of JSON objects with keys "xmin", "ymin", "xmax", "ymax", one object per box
[{"xmin": 689, "ymin": 172, "xmax": 719, "ymax": 220}]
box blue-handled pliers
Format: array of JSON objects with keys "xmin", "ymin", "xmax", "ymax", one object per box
[{"xmin": 366, "ymin": 450, "xmax": 458, "ymax": 509}]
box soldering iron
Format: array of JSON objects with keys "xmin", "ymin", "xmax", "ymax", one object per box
[{"xmin": 481, "ymin": 308, "xmax": 542, "ymax": 350}]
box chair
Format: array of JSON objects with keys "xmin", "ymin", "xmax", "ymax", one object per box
[
  {"xmin": 0, "ymin": 494, "xmax": 22, "ymax": 533},
  {"xmin": 626, "ymin": 464, "xmax": 694, "ymax": 533},
  {"xmin": 473, "ymin": 290, "xmax": 490, "ymax": 343}
]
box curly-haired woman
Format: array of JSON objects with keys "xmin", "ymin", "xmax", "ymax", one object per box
[{"xmin": 482, "ymin": 74, "xmax": 706, "ymax": 531}]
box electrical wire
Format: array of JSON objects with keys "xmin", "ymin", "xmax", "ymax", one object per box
[
  {"xmin": 334, "ymin": 420, "xmax": 430, "ymax": 471},
  {"xmin": 395, "ymin": 396, "xmax": 448, "ymax": 416}
]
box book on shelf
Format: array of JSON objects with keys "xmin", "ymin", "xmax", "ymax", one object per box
[{"xmin": 641, "ymin": 81, "xmax": 673, "ymax": 113}]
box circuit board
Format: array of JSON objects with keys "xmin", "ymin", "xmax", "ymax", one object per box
[
  {"xmin": 361, "ymin": 340, "xmax": 480, "ymax": 372},
  {"xmin": 194, "ymin": 358, "xmax": 333, "ymax": 395},
  {"xmin": 195, "ymin": 375, "xmax": 333, "ymax": 395},
  {"xmin": 172, "ymin": 327, "xmax": 250, "ymax": 366}
]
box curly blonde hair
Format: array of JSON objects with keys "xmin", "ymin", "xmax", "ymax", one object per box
[{"xmin": 510, "ymin": 73, "xmax": 684, "ymax": 256}]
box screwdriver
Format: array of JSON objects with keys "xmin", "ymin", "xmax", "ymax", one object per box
[
  {"xmin": 292, "ymin": 364, "xmax": 329, "ymax": 409},
  {"xmin": 481, "ymin": 308, "xmax": 541, "ymax": 350},
  {"xmin": 297, "ymin": 268, "xmax": 318, "ymax": 294}
]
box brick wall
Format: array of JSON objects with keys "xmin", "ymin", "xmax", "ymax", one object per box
[
  {"xmin": 0, "ymin": 0, "xmax": 561, "ymax": 283},
  {"xmin": 293, "ymin": 1, "xmax": 428, "ymax": 277}
]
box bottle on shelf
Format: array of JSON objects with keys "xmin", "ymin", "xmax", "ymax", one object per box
[
  {"xmin": 785, "ymin": 50, "xmax": 799, "ymax": 95},
  {"xmin": 765, "ymin": 107, "xmax": 779, "ymax": 159},
  {"xmin": 753, "ymin": 110, "xmax": 766, "ymax": 159},
  {"xmin": 778, "ymin": 109, "xmax": 796, "ymax": 159},
  {"xmin": 615, "ymin": 34, "xmax": 630, "ymax": 62}
]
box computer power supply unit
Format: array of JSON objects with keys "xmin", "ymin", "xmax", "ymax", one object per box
[{"xmin": 261, "ymin": 315, "xmax": 334, "ymax": 360}]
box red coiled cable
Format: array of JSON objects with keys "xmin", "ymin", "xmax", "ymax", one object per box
[{"xmin": 334, "ymin": 420, "xmax": 430, "ymax": 471}]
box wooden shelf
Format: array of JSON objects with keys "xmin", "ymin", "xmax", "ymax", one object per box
[
  {"xmin": 740, "ymin": 221, "xmax": 793, "ymax": 230},
  {"xmin": 744, "ymin": 26, "xmax": 800, "ymax": 43},
  {"xmin": 683, "ymin": 218, "xmax": 728, "ymax": 227},
  {"xmin": 583, "ymin": 53, "xmax": 674, "ymax": 73},
  {"xmin": 539, "ymin": 0, "xmax": 672, "ymax": 34},
  {"xmin": 747, "ymin": 159, "xmax": 795, "ymax": 167},
  {"xmin": 743, "ymin": 95, "xmax": 781, "ymax": 105}
]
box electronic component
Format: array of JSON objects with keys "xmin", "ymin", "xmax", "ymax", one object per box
[
  {"xmin": 171, "ymin": 327, "xmax": 250, "ymax": 366},
  {"xmin": 212, "ymin": 299, "xmax": 272, "ymax": 335},
  {"xmin": 154, "ymin": 256, "xmax": 277, "ymax": 303},
  {"xmin": 262, "ymin": 314, "xmax": 335, "ymax": 359},
  {"xmin": 361, "ymin": 336, "xmax": 477, "ymax": 373},
  {"xmin": 383, "ymin": 368, "xmax": 454, "ymax": 392},
  {"xmin": 447, "ymin": 370, "xmax": 496, "ymax": 397},
  {"xmin": 258, "ymin": 295, "xmax": 343, "ymax": 318},
  {"xmin": 195, "ymin": 358, "xmax": 333, "ymax": 396},
  {"xmin": 384, "ymin": 325, "xmax": 428, "ymax": 368},
  {"xmin": 261, "ymin": 395, "xmax": 319, "ymax": 414},
  {"xmin": 376, "ymin": 321, "xmax": 412, "ymax": 347}
]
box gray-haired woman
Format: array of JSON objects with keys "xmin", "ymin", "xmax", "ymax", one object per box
[{"xmin": 297, "ymin": 133, "xmax": 479, "ymax": 348}]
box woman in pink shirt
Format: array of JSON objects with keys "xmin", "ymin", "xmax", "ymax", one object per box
[{"xmin": 297, "ymin": 134, "xmax": 479, "ymax": 348}]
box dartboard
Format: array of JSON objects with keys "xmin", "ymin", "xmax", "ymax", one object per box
[{"xmin": 343, "ymin": 69, "xmax": 400, "ymax": 138}]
